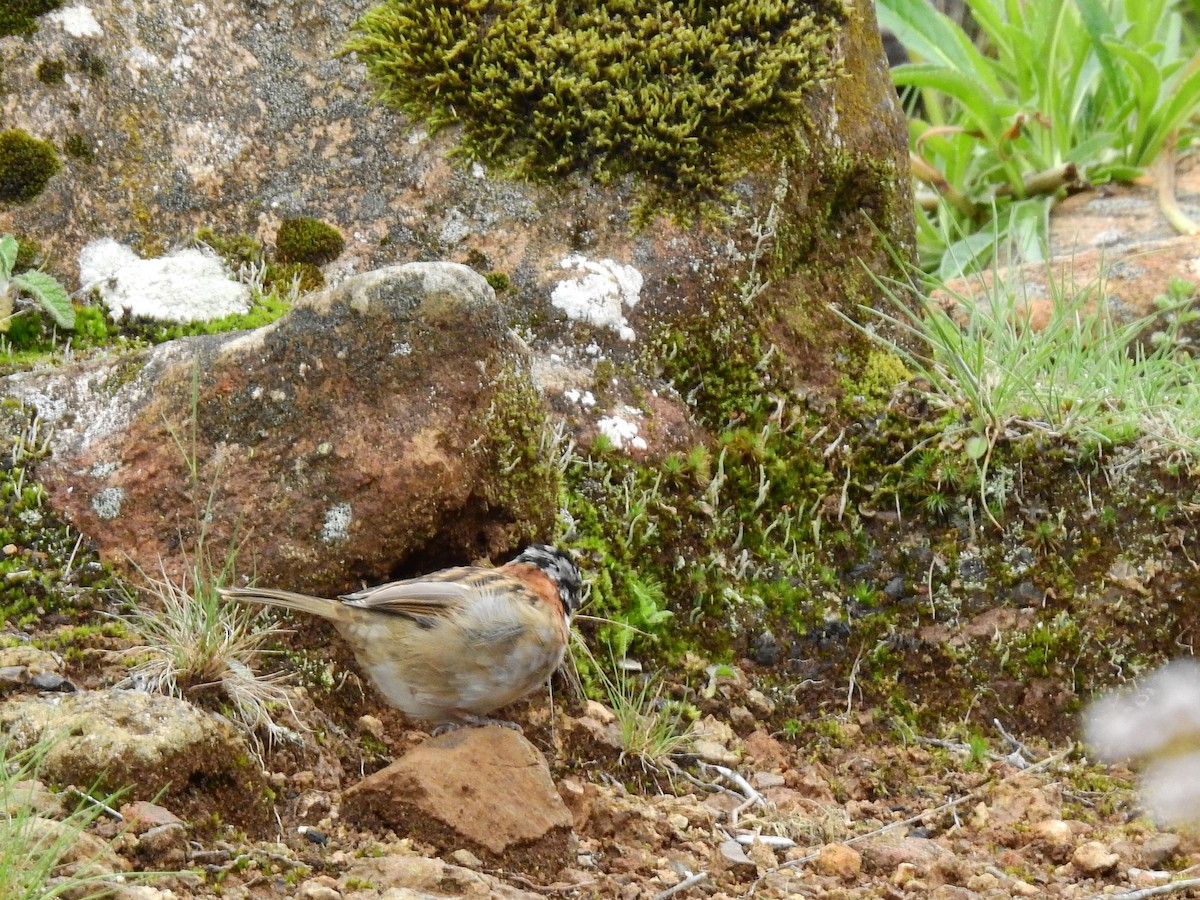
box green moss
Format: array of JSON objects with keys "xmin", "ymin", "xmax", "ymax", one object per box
[
  {"xmin": 12, "ymin": 238, "xmax": 41, "ymax": 272},
  {"xmin": 63, "ymin": 133, "xmax": 95, "ymax": 163},
  {"xmin": 484, "ymin": 271, "xmax": 511, "ymax": 292},
  {"xmin": 35, "ymin": 58, "xmax": 65, "ymax": 84},
  {"xmin": 265, "ymin": 261, "xmax": 323, "ymax": 292},
  {"xmin": 275, "ymin": 217, "xmax": 345, "ymax": 265},
  {"xmin": 0, "ymin": 130, "xmax": 61, "ymax": 203},
  {"xmin": 121, "ymin": 289, "xmax": 293, "ymax": 343},
  {"xmin": 343, "ymin": 0, "xmax": 845, "ymax": 213},
  {"xmin": 0, "ymin": 402, "xmax": 118, "ymax": 629},
  {"xmin": 76, "ymin": 48, "xmax": 106, "ymax": 80},
  {"xmin": 195, "ymin": 228, "xmax": 263, "ymax": 269},
  {"xmin": 0, "ymin": 0, "xmax": 61, "ymax": 37},
  {"xmin": 476, "ymin": 362, "xmax": 560, "ymax": 543}
]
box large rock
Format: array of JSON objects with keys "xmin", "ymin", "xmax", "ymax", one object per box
[
  {"xmin": 0, "ymin": 689, "xmax": 271, "ymax": 833},
  {"xmin": 2, "ymin": 263, "xmax": 558, "ymax": 593},
  {"xmin": 1, "ymin": 0, "xmax": 912, "ymax": 453},
  {"xmin": 342, "ymin": 726, "xmax": 574, "ymax": 873}
]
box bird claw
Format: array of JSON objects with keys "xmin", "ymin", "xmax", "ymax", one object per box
[{"xmin": 432, "ymin": 715, "xmax": 524, "ymax": 736}]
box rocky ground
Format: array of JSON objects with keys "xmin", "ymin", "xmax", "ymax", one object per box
[{"xmin": 1, "ymin": 610, "xmax": 1194, "ymax": 900}]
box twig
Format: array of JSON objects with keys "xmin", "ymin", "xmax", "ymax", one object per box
[
  {"xmin": 1096, "ymin": 878, "xmax": 1200, "ymax": 900},
  {"xmin": 993, "ymin": 718, "xmax": 1032, "ymax": 767},
  {"xmin": 67, "ymin": 787, "xmax": 122, "ymax": 820},
  {"xmin": 698, "ymin": 763, "xmax": 767, "ymax": 810},
  {"xmin": 735, "ymin": 833, "xmax": 797, "ymax": 849},
  {"xmin": 652, "ymin": 871, "xmax": 708, "ymax": 900}
]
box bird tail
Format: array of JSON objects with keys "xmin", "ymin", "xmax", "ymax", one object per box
[{"xmin": 222, "ymin": 587, "xmax": 344, "ymax": 622}]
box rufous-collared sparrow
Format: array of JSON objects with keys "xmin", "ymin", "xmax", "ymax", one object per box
[{"xmin": 222, "ymin": 544, "xmax": 583, "ymax": 730}]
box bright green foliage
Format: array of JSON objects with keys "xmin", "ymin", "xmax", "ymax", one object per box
[
  {"xmin": 879, "ymin": 0, "xmax": 1200, "ymax": 276},
  {"xmin": 1, "ymin": 235, "xmax": 74, "ymax": 330},
  {"xmin": 344, "ymin": 0, "xmax": 845, "ymax": 207},
  {"xmin": 854, "ymin": 263, "xmax": 1200, "ymax": 513},
  {"xmin": 0, "ymin": 0, "xmax": 60, "ymax": 37},
  {"xmin": 275, "ymin": 216, "xmax": 345, "ymax": 265},
  {"xmin": 0, "ymin": 131, "xmax": 61, "ymax": 204},
  {"xmin": 0, "ymin": 737, "xmax": 140, "ymax": 899}
]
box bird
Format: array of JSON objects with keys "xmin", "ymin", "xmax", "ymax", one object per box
[{"xmin": 221, "ymin": 544, "xmax": 583, "ymax": 731}]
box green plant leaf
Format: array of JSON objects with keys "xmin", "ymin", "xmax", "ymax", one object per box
[
  {"xmin": 0, "ymin": 235, "xmax": 15, "ymax": 279},
  {"xmin": 11, "ymin": 270, "xmax": 74, "ymax": 329}
]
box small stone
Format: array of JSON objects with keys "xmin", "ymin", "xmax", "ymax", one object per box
[
  {"xmin": 296, "ymin": 882, "xmax": 342, "ymax": 900},
  {"xmin": 1030, "ymin": 818, "xmax": 1075, "ymax": 863},
  {"xmin": 967, "ymin": 872, "xmax": 999, "ymax": 891},
  {"xmin": 751, "ymin": 772, "xmax": 785, "ymax": 789},
  {"xmin": 1139, "ymin": 832, "xmax": 1181, "ymax": 868},
  {"xmin": 746, "ymin": 838, "xmax": 778, "ymax": 869},
  {"xmin": 1009, "ymin": 878, "xmax": 1041, "ymax": 896},
  {"xmin": 667, "ymin": 814, "xmax": 689, "ymax": 831},
  {"xmin": 745, "ymin": 689, "xmax": 775, "ymax": 714},
  {"xmin": 357, "ymin": 715, "xmax": 385, "ymax": 741},
  {"xmin": 718, "ymin": 839, "xmax": 756, "ymax": 871},
  {"xmin": 692, "ymin": 739, "xmax": 738, "ymax": 765},
  {"xmin": 0, "ymin": 666, "xmax": 30, "ymax": 690},
  {"xmin": 583, "ymin": 700, "xmax": 616, "ymax": 723},
  {"xmin": 120, "ymin": 801, "xmax": 184, "ymax": 831},
  {"xmin": 449, "ymin": 848, "xmax": 483, "ymax": 868},
  {"xmin": 729, "ymin": 705, "xmax": 756, "ymax": 730},
  {"xmin": 893, "ymin": 862, "xmax": 920, "ymax": 886},
  {"xmin": 28, "ymin": 673, "xmax": 73, "ymax": 692},
  {"xmin": 1073, "ymin": 840, "xmax": 1120, "ymax": 875},
  {"xmin": 814, "ymin": 843, "xmax": 862, "ymax": 880}
]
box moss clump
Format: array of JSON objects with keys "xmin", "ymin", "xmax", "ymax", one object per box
[
  {"xmin": 0, "ymin": 0, "xmax": 61, "ymax": 37},
  {"xmin": 344, "ymin": 0, "xmax": 845, "ymax": 210},
  {"xmin": 35, "ymin": 58, "xmax": 66, "ymax": 84},
  {"xmin": 266, "ymin": 261, "xmax": 324, "ymax": 293},
  {"xmin": 484, "ymin": 272, "xmax": 511, "ymax": 293},
  {"xmin": 63, "ymin": 133, "xmax": 95, "ymax": 163},
  {"xmin": 0, "ymin": 130, "xmax": 61, "ymax": 203},
  {"xmin": 275, "ymin": 217, "xmax": 345, "ymax": 265}
]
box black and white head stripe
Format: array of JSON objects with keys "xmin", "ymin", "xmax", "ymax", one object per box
[{"xmin": 514, "ymin": 544, "xmax": 584, "ymax": 621}]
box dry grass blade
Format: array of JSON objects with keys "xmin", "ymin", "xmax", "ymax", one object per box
[{"xmin": 116, "ymin": 556, "xmax": 300, "ymax": 749}]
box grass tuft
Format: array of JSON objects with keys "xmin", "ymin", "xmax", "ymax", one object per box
[{"xmin": 0, "ymin": 737, "xmax": 138, "ymax": 899}]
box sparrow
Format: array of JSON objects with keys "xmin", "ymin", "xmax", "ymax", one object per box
[{"xmin": 221, "ymin": 544, "xmax": 583, "ymax": 730}]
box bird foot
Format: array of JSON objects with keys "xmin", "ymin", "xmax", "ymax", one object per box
[{"xmin": 432, "ymin": 715, "xmax": 524, "ymax": 736}]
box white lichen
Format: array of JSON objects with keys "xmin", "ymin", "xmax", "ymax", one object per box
[
  {"xmin": 550, "ymin": 255, "xmax": 643, "ymax": 342},
  {"xmin": 320, "ymin": 503, "xmax": 353, "ymax": 543},
  {"xmin": 78, "ymin": 238, "xmax": 251, "ymax": 324},
  {"xmin": 597, "ymin": 407, "xmax": 648, "ymax": 451},
  {"xmin": 49, "ymin": 4, "xmax": 103, "ymax": 38},
  {"xmin": 91, "ymin": 487, "xmax": 125, "ymax": 520}
]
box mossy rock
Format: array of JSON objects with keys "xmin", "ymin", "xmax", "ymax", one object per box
[
  {"xmin": 344, "ymin": 0, "xmax": 845, "ymax": 211},
  {"xmin": 0, "ymin": 130, "xmax": 61, "ymax": 204},
  {"xmin": 275, "ymin": 216, "xmax": 345, "ymax": 265},
  {"xmin": 0, "ymin": 0, "xmax": 61, "ymax": 37}
]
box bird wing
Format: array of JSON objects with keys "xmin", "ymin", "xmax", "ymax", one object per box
[{"xmin": 340, "ymin": 577, "xmax": 473, "ymax": 618}]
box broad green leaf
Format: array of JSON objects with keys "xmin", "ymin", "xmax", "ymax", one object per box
[
  {"xmin": 877, "ymin": 0, "xmax": 1002, "ymax": 94},
  {"xmin": 0, "ymin": 235, "xmax": 15, "ymax": 278},
  {"xmin": 12, "ymin": 271, "xmax": 75, "ymax": 329},
  {"xmin": 965, "ymin": 435, "xmax": 991, "ymax": 460},
  {"xmin": 892, "ymin": 64, "xmax": 1008, "ymax": 140}
]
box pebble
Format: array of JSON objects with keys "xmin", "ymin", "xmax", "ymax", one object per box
[
  {"xmin": 1073, "ymin": 840, "xmax": 1120, "ymax": 875},
  {"xmin": 814, "ymin": 843, "xmax": 862, "ymax": 880},
  {"xmin": 718, "ymin": 839, "xmax": 756, "ymax": 871}
]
